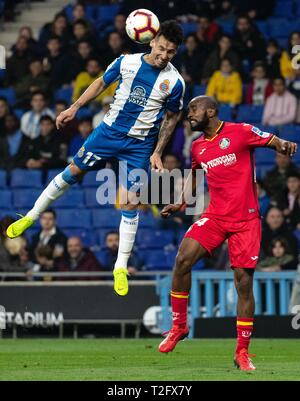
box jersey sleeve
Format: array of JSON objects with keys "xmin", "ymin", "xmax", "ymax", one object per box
[
  {"xmin": 242, "ymin": 124, "xmax": 275, "ymax": 148},
  {"xmin": 191, "ymin": 142, "xmax": 201, "ymax": 170},
  {"xmin": 102, "ymin": 55, "xmax": 124, "ymax": 86},
  {"xmin": 166, "ymin": 77, "xmax": 185, "ymax": 113}
]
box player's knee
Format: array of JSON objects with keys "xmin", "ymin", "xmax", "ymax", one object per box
[
  {"xmin": 65, "ymin": 162, "xmax": 86, "ymax": 182},
  {"xmin": 175, "ymin": 252, "xmax": 193, "ymax": 276},
  {"xmin": 235, "ymin": 276, "xmax": 253, "ymax": 298}
]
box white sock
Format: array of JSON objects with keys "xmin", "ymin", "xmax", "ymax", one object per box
[
  {"xmin": 26, "ymin": 173, "xmax": 70, "ymax": 221},
  {"xmin": 114, "ymin": 213, "xmax": 139, "ymax": 270}
]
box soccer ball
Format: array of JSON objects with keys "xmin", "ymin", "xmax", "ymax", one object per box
[{"xmin": 125, "ymin": 9, "xmax": 160, "ymax": 44}]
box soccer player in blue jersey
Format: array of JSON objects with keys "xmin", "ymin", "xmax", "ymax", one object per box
[{"xmin": 7, "ymin": 20, "xmax": 185, "ymax": 296}]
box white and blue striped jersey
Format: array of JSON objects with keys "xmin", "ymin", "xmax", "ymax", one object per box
[{"xmin": 102, "ymin": 53, "xmax": 185, "ymax": 141}]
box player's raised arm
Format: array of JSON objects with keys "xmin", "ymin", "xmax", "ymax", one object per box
[
  {"xmin": 150, "ymin": 110, "xmax": 181, "ymax": 171},
  {"xmin": 266, "ymin": 135, "xmax": 298, "ymax": 157},
  {"xmin": 56, "ymin": 77, "xmax": 108, "ymax": 130},
  {"xmin": 56, "ymin": 55, "xmax": 124, "ymax": 130}
]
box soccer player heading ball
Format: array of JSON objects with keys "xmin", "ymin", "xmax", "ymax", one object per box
[
  {"xmin": 158, "ymin": 96, "xmax": 297, "ymax": 371},
  {"xmin": 6, "ymin": 20, "xmax": 185, "ymax": 296}
]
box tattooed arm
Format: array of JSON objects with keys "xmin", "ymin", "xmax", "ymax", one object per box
[{"xmin": 150, "ymin": 110, "xmax": 180, "ymax": 171}]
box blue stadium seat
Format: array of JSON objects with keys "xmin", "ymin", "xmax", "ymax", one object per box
[
  {"xmin": 0, "ymin": 170, "xmax": 6, "ymax": 188},
  {"xmin": 57, "ymin": 209, "xmax": 91, "ymax": 229},
  {"xmin": 92, "ymin": 208, "xmax": 120, "ymax": 228},
  {"xmin": 136, "ymin": 229, "xmax": 174, "ymax": 249},
  {"xmin": 84, "ymin": 188, "xmax": 114, "ymax": 208},
  {"xmin": 63, "ymin": 229, "xmax": 97, "ymax": 247},
  {"xmin": 0, "ymin": 209, "xmax": 14, "ymax": 219},
  {"xmin": 97, "ymin": 229, "xmax": 118, "ymax": 247},
  {"xmin": 139, "ymin": 212, "xmax": 156, "ymax": 228},
  {"xmin": 255, "ymin": 21, "xmax": 269, "ymax": 38},
  {"xmin": 219, "ymin": 105, "xmax": 233, "ymax": 121},
  {"xmin": 12, "ymin": 189, "xmax": 41, "ymax": 208},
  {"xmin": 98, "ymin": 4, "xmax": 120, "ymax": 24},
  {"xmin": 0, "ymin": 190, "xmax": 12, "ymax": 209},
  {"xmin": 281, "ymin": 125, "xmax": 300, "ymax": 143},
  {"xmin": 273, "ymin": 1, "xmax": 294, "ymax": 19},
  {"xmin": 293, "ymin": 229, "xmax": 300, "ymax": 250},
  {"xmin": 75, "ymin": 107, "xmax": 93, "ymax": 120},
  {"xmin": 10, "ymin": 170, "xmax": 42, "ymax": 188},
  {"xmin": 292, "ymin": 151, "xmax": 300, "ymax": 164},
  {"xmin": 25, "ymin": 228, "xmax": 40, "ymax": 241},
  {"xmin": 82, "ymin": 170, "xmax": 104, "ymax": 187},
  {"xmin": 268, "ymin": 19, "xmax": 292, "ymax": 39},
  {"xmin": 0, "ymin": 88, "xmax": 16, "ymax": 106},
  {"xmin": 192, "ymin": 84, "xmax": 207, "ymax": 97},
  {"xmin": 13, "ymin": 109, "xmax": 25, "ymax": 119},
  {"xmin": 181, "ymin": 22, "xmax": 197, "ymax": 36},
  {"xmin": 255, "ymin": 148, "xmax": 276, "ymax": 165},
  {"xmin": 256, "ymin": 164, "xmax": 273, "ymax": 179},
  {"xmin": 53, "ymin": 189, "xmax": 84, "ymax": 208},
  {"xmin": 144, "ymin": 249, "xmax": 177, "ymax": 270},
  {"xmin": 218, "ymin": 21, "xmax": 234, "ymax": 35},
  {"xmin": 236, "ymin": 105, "xmax": 263, "ymax": 124},
  {"xmin": 54, "ymin": 87, "xmax": 73, "ymax": 105},
  {"xmin": 46, "ymin": 169, "xmax": 63, "ymax": 183}
]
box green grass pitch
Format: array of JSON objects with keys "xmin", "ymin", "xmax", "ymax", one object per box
[{"xmin": 0, "ymin": 339, "xmax": 299, "ymax": 381}]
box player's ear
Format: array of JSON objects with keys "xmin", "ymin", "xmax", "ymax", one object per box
[
  {"xmin": 149, "ymin": 38, "xmax": 155, "ymax": 49},
  {"xmin": 207, "ymin": 108, "xmax": 215, "ymax": 118}
]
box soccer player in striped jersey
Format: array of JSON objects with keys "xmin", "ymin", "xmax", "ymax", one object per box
[
  {"xmin": 6, "ymin": 21, "xmax": 185, "ymax": 296},
  {"xmin": 158, "ymin": 96, "xmax": 297, "ymax": 370}
]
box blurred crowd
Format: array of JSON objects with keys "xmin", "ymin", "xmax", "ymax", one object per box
[{"xmin": 0, "ymin": 0, "xmax": 300, "ymax": 277}]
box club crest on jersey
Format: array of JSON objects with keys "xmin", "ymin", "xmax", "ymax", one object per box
[
  {"xmin": 128, "ymin": 86, "xmax": 147, "ymax": 107},
  {"xmin": 77, "ymin": 146, "xmax": 85, "ymax": 158},
  {"xmin": 219, "ymin": 138, "xmax": 230, "ymax": 149},
  {"xmin": 159, "ymin": 79, "xmax": 170, "ymax": 92}
]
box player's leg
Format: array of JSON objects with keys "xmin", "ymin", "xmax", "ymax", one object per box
[
  {"xmin": 159, "ymin": 217, "xmax": 226, "ymax": 353},
  {"xmin": 6, "ymin": 162, "xmax": 85, "ymax": 238},
  {"xmin": 228, "ymin": 218, "xmax": 261, "ymax": 370},
  {"xmin": 113, "ymin": 186, "xmax": 140, "ymax": 296}
]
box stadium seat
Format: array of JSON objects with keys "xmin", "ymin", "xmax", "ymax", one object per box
[
  {"xmin": 219, "ymin": 105, "xmax": 233, "ymax": 121},
  {"xmin": 92, "ymin": 208, "xmax": 120, "ymax": 228},
  {"xmin": 268, "ymin": 19, "xmax": 292, "ymax": 39},
  {"xmin": 57, "ymin": 209, "xmax": 91, "ymax": 229},
  {"xmin": 82, "ymin": 170, "xmax": 105, "ymax": 187},
  {"xmin": 293, "ymin": 229, "xmax": 300, "ymax": 250},
  {"xmin": 256, "ymin": 164, "xmax": 272, "ymax": 179},
  {"xmin": 255, "ymin": 21, "xmax": 269, "ymax": 38},
  {"xmin": 25, "ymin": 227, "xmax": 40, "ymax": 241},
  {"xmin": 84, "ymin": 188, "xmax": 114, "ymax": 208},
  {"xmin": 217, "ymin": 21, "xmax": 234, "ymax": 35},
  {"xmin": 12, "ymin": 189, "xmax": 41, "ymax": 208},
  {"xmin": 46, "ymin": 169, "xmax": 63, "ymax": 183},
  {"xmin": 136, "ymin": 229, "xmax": 174, "ymax": 249},
  {"xmin": 98, "ymin": 5, "xmax": 120, "ymax": 24},
  {"xmin": 53, "ymin": 189, "xmax": 84, "ymax": 208},
  {"xmin": 76, "ymin": 107, "xmax": 93, "ymax": 120},
  {"xmin": 0, "ymin": 170, "xmax": 6, "ymax": 188},
  {"xmin": 144, "ymin": 249, "xmax": 177, "ymax": 270},
  {"xmin": 236, "ymin": 105, "xmax": 264, "ymax": 124},
  {"xmin": 10, "ymin": 170, "xmax": 42, "ymax": 188},
  {"xmin": 138, "ymin": 212, "xmax": 156, "ymax": 228},
  {"xmin": 54, "ymin": 87, "xmax": 73, "ymax": 105},
  {"xmin": 181, "ymin": 22, "xmax": 197, "ymax": 36},
  {"xmin": 63, "ymin": 229, "xmax": 98, "ymax": 247},
  {"xmin": 192, "ymin": 84, "xmax": 207, "ymax": 97},
  {"xmin": 0, "ymin": 190, "xmax": 12, "ymax": 209},
  {"xmin": 0, "ymin": 209, "xmax": 14, "ymax": 219},
  {"xmin": 255, "ymin": 148, "xmax": 276, "ymax": 165},
  {"xmin": 0, "ymin": 88, "xmax": 16, "ymax": 106},
  {"xmin": 273, "ymin": 1, "xmax": 294, "ymax": 19},
  {"xmin": 14, "ymin": 109, "xmax": 25, "ymax": 119},
  {"xmin": 281, "ymin": 125, "xmax": 300, "ymax": 143}
]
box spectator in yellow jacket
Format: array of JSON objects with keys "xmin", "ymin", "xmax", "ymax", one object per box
[
  {"xmin": 280, "ymin": 32, "xmax": 300, "ymax": 80},
  {"xmin": 72, "ymin": 58, "xmax": 117, "ymax": 105},
  {"xmin": 206, "ymin": 58, "xmax": 243, "ymax": 106}
]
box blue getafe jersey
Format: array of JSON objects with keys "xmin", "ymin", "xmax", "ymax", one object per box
[{"xmin": 102, "ymin": 53, "xmax": 185, "ymax": 141}]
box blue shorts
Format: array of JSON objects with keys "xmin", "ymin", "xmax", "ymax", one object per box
[{"xmin": 73, "ymin": 122, "xmax": 155, "ymax": 190}]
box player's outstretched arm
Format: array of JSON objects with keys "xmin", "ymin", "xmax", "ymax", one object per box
[
  {"xmin": 150, "ymin": 110, "xmax": 180, "ymax": 171},
  {"xmin": 161, "ymin": 170, "xmax": 197, "ymax": 218},
  {"xmin": 267, "ymin": 136, "xmax": 298, "ymax": 157},
  {"xmin": 56, "ymin": 77, "xmax": 107, "ymax": 129}
]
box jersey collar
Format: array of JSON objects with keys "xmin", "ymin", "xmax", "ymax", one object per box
[{"xmin": 204, "ymin": 121, "xmax": 225, "ymax": 142}]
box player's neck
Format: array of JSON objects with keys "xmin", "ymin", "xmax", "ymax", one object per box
[{"xmin": 203, "ymin": 119, "xmax": 223, "ymax": 139}]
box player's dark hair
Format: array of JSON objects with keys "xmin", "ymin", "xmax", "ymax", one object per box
[
  {"xmin": 156, "ymin": 20, "xmax": 184, "ymax": 46},
  {"xmin": 42, "ymin": 209, "xmax": 57, "ymax": 219}
]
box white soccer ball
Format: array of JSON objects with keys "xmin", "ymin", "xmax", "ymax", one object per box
[{"xmin": 125, "ymin": 9, "xmax": 160, "ymax": 44}]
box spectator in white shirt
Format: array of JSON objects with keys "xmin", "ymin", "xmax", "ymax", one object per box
[
  {"xmin": 262, "ymin": 77, "xmax": 297, "ymax": 127},
  {"xmin": 21, "ymin": 91, "xmax": 55, "ymax": 139}
]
